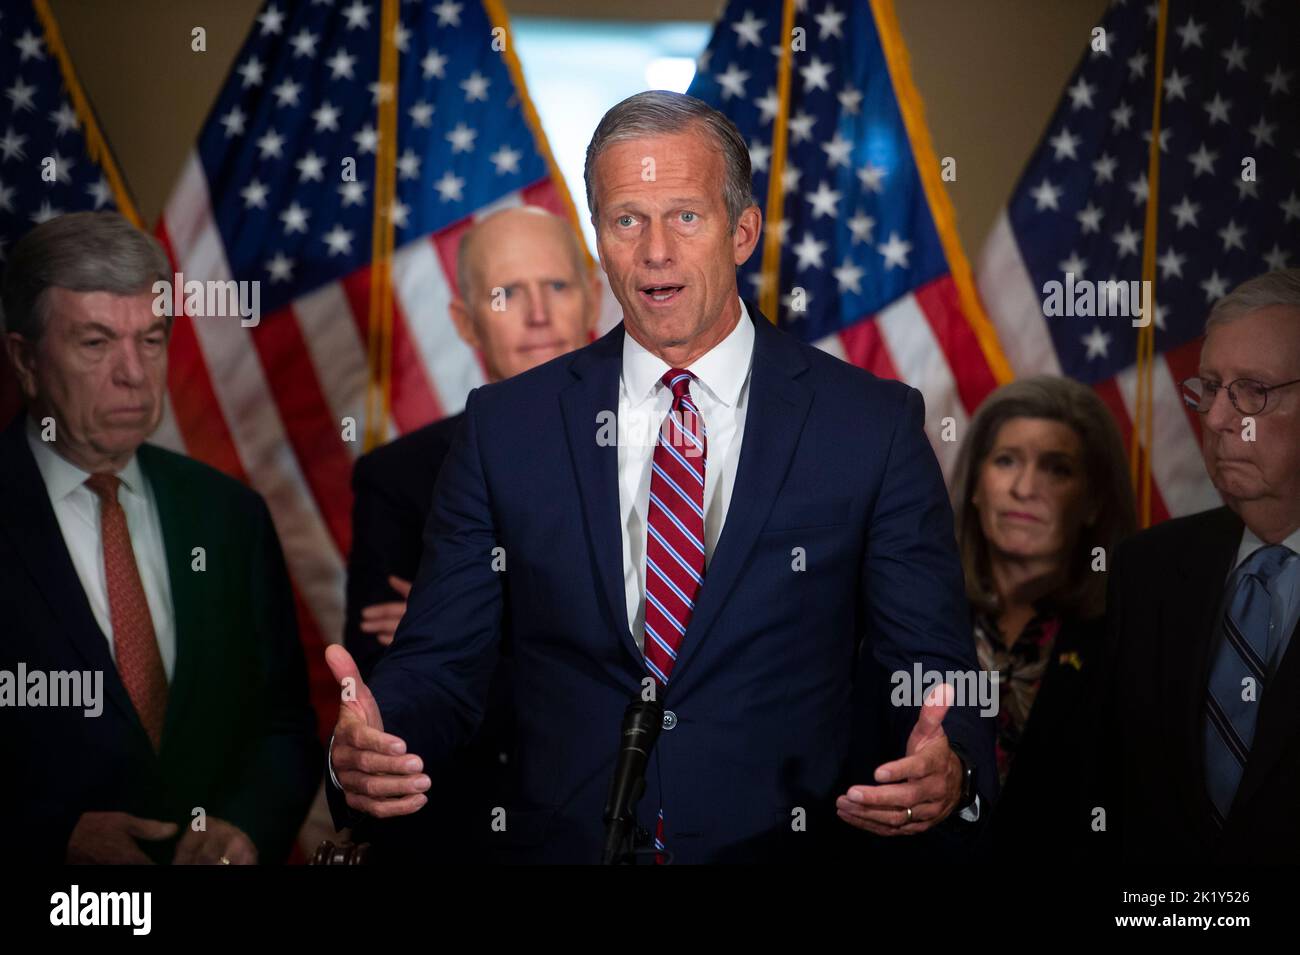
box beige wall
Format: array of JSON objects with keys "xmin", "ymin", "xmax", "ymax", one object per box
[{"xmin": 48, "ymin": 0, "xmax": 1106, "ymax": 255}]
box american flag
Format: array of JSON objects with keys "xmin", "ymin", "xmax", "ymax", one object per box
[
  {"xmin": 0, "ymin": 0, "xmax": 130, "ymax": 420},
  {"xmin": 153, "ymin": 0, "xmax": 586, "ymax": 724},
  {"xmin": 977, "ymin": 0, "xmax": 1299, "ymax": 523},
  {"xmin": 687, "ymin": 0, "xmax": 1011, "ymax": 477}
]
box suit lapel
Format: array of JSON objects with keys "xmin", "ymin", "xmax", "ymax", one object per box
[
  {"xmin": 559, "ymin": 325, "xmax": 643, "ymax": 666},
  {"xmin": 1169, "ymin": 508, "xmax": 1241, "ymax": 813},
  {"xmin": 0, "ymin": 415, "xmax": 139, "ymax": 726},
  {"xmin": 669, "ymin": 310, "xmax": 812, "ymax": 687},
  {"xmin": 138, "ymin": 445, "xmax": 204, "ymax": 751}
]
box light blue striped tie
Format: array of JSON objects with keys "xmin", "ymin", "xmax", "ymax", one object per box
[{"xmin": 1203, "ymin": 544, "xmax": 1294, "ymax": 824}]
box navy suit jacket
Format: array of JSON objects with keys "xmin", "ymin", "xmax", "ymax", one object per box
[
  {"xmin": 0, "ymin": 414, "xmax": 322, "ymax": 863},
  {"xmin": 344, "ymin": 412, "xmax": 465, "ymax": 680},
  {"xmin": 367, "ymin": 306, "xmax": 994, "ymax": 863}
]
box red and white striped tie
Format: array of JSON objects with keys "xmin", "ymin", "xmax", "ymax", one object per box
[{"xmin": 643, "ymin": 368, "xmax": 706, "ymax": 861}]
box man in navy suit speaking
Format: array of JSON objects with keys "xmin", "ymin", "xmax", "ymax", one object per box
[{"xmin": 326, "ymin": 91, "xmax": 994, "ymax": 863}]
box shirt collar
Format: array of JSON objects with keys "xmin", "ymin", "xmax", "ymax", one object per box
[
  {"xmin": 25, "ymin": 414, "xmax": 147, "ymax": 503},
  {"xmin": 622, "ymin": 297, "xmax": 755, "ymax": 407},
  {"xmin": 1236, "ymin": 524, "xmax": 1300, "ymax": 569}
]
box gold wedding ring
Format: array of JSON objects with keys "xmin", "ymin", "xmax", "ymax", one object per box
[
  {"xmin": 905, "ymin": 806, "xmax": 913, "ymax": 823},
  {"xmin": 219, "ymin": 856, "xmax": 231, "ymax": 865}
]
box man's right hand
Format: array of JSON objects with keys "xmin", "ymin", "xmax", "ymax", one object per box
[
  {"xmin": 66, "ymin": 812, "xmax": 178, "ymax": 864},
  {"xmin": 324, "ymin": 644, "xmax": 430, "ymax": 818},
  {"xmin": 359, "ymin": 574, "xmax": 412, "ymax": 646}
]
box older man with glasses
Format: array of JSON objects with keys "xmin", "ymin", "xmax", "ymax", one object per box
[{"xmin": 1103, "ymin": 268, "xmax": 1300, "ymax": 863}]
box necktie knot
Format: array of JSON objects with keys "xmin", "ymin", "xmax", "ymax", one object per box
[
  {"xmin": 85, "ymin": 472, "xmax": 121, "ymax": 504},
  {"xmin": 661, "ymin": 368, "xmax": 696, "ymax": 402},
  {"xmin": 1241, "ymin": 543, "xmax": 1295, "ymax": 585}
]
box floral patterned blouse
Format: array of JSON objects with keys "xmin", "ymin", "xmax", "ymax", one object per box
[{"xmin": 973, "ymin": 610, "xmax": 1063, "ymax": 789}]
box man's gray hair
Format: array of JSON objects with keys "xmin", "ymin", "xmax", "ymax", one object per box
[
  {"xmin": 0, "ymin": 211, "xmax": 171, "ymax": 340},
  {"xmin": 583, "ymin": 90, "xmax": 755, "ymax": 232},
  {"xmin": 1206, "ymin": 268, "xmax": 1300, "ymax": 332}
]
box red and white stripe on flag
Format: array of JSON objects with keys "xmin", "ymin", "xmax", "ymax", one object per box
[{"xmin": 977, "ymin": 210, "xmax": 1221, "ymax": 523}]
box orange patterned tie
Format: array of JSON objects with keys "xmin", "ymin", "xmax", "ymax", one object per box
[{"xmin": 85, "ymin": 473, "xmax": 169, "ymax": 750}]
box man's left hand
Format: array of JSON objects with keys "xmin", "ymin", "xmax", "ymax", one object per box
[
  {"xmin": 836, "ymin": 683, "xmax": 962, "ymax": 836},
  {"xmin": 172, "ymin": 817, "xmax": 258, "ymax": 865}
]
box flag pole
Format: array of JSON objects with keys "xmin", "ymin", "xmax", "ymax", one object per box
[
  {"xmin": 1133, "ymin": 0, "xmax": 1169, "ymax": 528},
  {"xmin": 31, "ymin": 0, "xmax": 141, "ymax": 227},
  {"xmin": 758, "ymin": 0, "xmax": 797, "ymax": 323},
  {"xmin": 364, "ymin": 0, "xmax": 401, "ymax": 451}
]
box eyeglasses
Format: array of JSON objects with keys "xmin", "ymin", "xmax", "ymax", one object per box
[{"xmin": 1179, "ymin": 376, "xmax": 1300, "ymax": 416}]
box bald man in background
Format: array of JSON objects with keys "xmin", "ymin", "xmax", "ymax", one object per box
[{"xmin": 339, "ymin": 206, "xmax": 599, "ymax": 860}]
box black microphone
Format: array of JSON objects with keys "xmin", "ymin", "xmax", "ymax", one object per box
[{"xmin": 601, "ymin": 697, "xmax": 664, "ymax": 865}]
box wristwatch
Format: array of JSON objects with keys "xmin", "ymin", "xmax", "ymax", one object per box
[{"xmin": 948, "ymin": 741, "xmax": 977, "ymax": 812}]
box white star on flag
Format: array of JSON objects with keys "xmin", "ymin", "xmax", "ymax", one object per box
[
  {"xmin": 1031, "ymin": 178, "xmax": 1061, "ymax": 211},
  {"xmin": 877, "ymin": 232, "xmax": 912, "ymax": 270},
  {"xmin": 338, "ymin": 181, "xmax": 368, "ymax": 207},
  {"xmin": 1200, "ymin": 270, "xmax": 1229, "ymax": 303},
  {"xmin": 847, "ymin": 211, "xmax": 875, "ymax": 244},
  {"xmin": 716, "ymin": 64, "xmax": 750, "ymax": 100},
  {"xmin": 312, "ymin": 102, "xmax": 340, "ymax": 132},
  {"xmin": 833, "ymin": 257, "xmax": 865, "ymax": 294},
  {"xmin": 323, "ymin": 225, "xmax": 354, "ymax": 257},
  {"xmin": 237, "ymin": 57, "xmax": 265, "ymax": 87},
  {"xmin": 805, "ymin": 181, "xmax": 841, "ymax": 219},
  {"xmin": 731, "ymin": 10, "xmax": 764, "ymax": 47},
  {"xmin": 296, "ymin": 152, "xmax": 325, "ymax": 182},
  {"xmin": 326, "ymin": 50, "xmax": 356, "ymax": 80},
  {"xmin": 1170, "ymin": 195, "xmax": 1200, "ymax": 228},
  {"xmin": 461, "ymin": 72, "xmax": 490, "ymax": 103},
  {"xmin": 1081, "ymin": 325, "xmax": 1111, "ymax": 360},
  {"xmin": 1076, "ymin": 203, "xmax": 1103, "ymax": 233},
  {"xmin": 265, "ymin": 252, "xmax": 294, "ymax": 282},
  {"xmin": 240, "ymin": 179, "xmax": 269, "ymax": 209},
  {"xmin": 279, "ymin": 202, "xmax": 309, "ymax": 234},
  {"xmin": 447, "ymin": 122, "xmax": 477, "ymax": 154},
  {"xmin": 792, "ymin": 232, "xmax": 828, "ymax": 270},
  {"xmin": 433, "ymin": 1, "xmax": 463, "ymax": 27},
  {"xmin": 1050, "ymin": 127, "xmax": 1080, "ymax": 160},
  {"xmin": 1113, "ymin": 223, "xmax": 1140, "ymax": 257},
  {"xmin": 490, "ymin": 145, "xmax": 522, "ymax": 175},
  {"xmin": 434, "ymin": 170, "xmax": 465, "ymax": 202}
]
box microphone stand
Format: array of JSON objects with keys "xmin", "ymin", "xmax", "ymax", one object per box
[{"xmin": 601, "ymin": 698, "xmax": 664, "ymax": 865}]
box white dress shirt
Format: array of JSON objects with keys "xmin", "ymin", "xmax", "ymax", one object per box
[
  {"xmin": 617, "ymin": 298, "xmax": 754, "ymax": 653},
  {"xmin": 1232, "ymin": 524, "xmax": 1300, "ymax": 670},
  {"xmin": 26, "ymin": 416, "xmax": 177, "ymax": 679}
]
